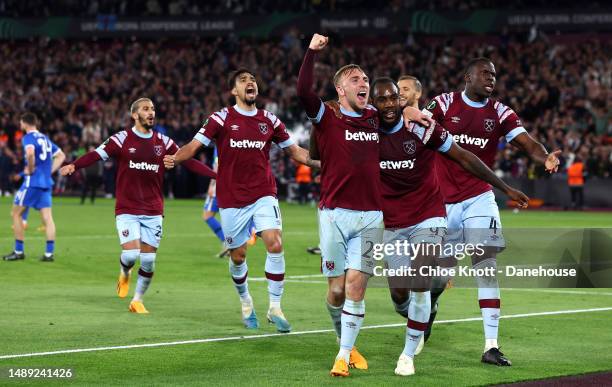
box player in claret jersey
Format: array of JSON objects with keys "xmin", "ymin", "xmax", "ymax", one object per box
[
  {"xmin": 60, "ymin": 98, "xmax": 215, "ymax": 314},
  {"xmin": 371, "ymin": 77, "xmax": 527, "ymax": 376},
  {"xmin": 297, "ymin": 34, "xmax": 431, "ymax": 377},
  {"xmin": 165, "ymin": 69, "xmax": 318, "ymax": 333},
  {"xmin": 425, "ymin": 58, "xmax": 561, "ymax": 366}
]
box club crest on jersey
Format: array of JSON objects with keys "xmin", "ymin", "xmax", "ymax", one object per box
[
  {"xmin": 367, "ymin": 118, "xmax": 378, "ymax": 129},
  {"xmin": 122, "ymin": 229, "xmax": 129, "ymax": 237},
  {"xmin": 325, "ymin": 261, "xmax": 335, "ymax": 271},
  {"xmin": 484, "ymin": 118, "xmax": 495, "ymax": 132},
  {"xmin": 259, "ymin": 123, "xmax": 268, "ymax": 134},
  {"xmin": 154, "ymin": 145, "xmax": 163, "ymax": 156},
  {"xmin": 403, "ymin": 140, "xmax": 416, "ymax": 155}
]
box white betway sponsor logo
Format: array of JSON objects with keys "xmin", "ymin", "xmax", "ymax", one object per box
[
  {"xmin": 345, "ymin": 130, "xmax": 379, "ymax": 142},
  {"xmin": 380, "ymin": 159, "xmax": 415, "ymax": 170},
  {"xmin": 453, "ymin": 134, "xmax": 489, "ymax": 149},
  {"xmin": 230, "ymin": 138, "xmax": 266, "ymax": 149},
  {"xmin": 129, "ymin": 160, "xmax": 160, "ymax": 173}
]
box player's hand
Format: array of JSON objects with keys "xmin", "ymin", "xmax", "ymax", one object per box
[
  {"xmin": 506, "ymin": 187, "xmax": 529, "ymax": 209},
  {"xmin": 309, "ymin": 34, "xmax": 328, "ymax": 51},
  {"xmin": 59, "ymin": 164, "xmax": 75, "ymax": 176},
  {"xmin": 545, "ymin": 149, "xmax": 561, "ymax": 173},
  {"xmin": 163, "ymin": 155, "xmax": 176, "ymax": 169},
  {"xmin": 324, "ymin": 100, "xmax": 342, "ymax": 118},
  {"xmin": 402, "ymin": 106, "xmax": 434, "ymax": 127}
]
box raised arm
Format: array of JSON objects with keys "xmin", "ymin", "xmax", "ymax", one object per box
[{"xmin": 297, "ymin": 34, "xmax": 329, "ymax": 118}]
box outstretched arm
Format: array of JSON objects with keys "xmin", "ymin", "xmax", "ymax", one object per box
[
  {"xmin": 182, "ymin": 158, "xmax": 217, "ymax": 178},
  {"xmin": 510, "ymin": 132, "xmax": 561, "ymax": 173},
  {"xmin": 297, "ymin": 34, "xmax": 329, "ymax": 119},
  {"xmin": 444, "ymin": 143, "xmax": 529, "ymax": 208},
  {"xmin": 59, "ymin": 151, "xmax": 101, "ymax": 176},
  {"xmin": 164, "ymin": 139, "xmax": 202, "ymax": 169},
  {"xmin": 283, "ymin": 144, "xmax": 320, "ymax": 169}
]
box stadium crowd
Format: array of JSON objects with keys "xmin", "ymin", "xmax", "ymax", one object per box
[
  {"xmin": 0, "ymin": 0, "xmax": 601, "ymax": 17},
  {"xmin": 0, "ymin": 32, "xmax": 609, "ymax": 198}
]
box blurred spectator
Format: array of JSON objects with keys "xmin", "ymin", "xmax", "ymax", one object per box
[
  {"xmin": 0, "ymin": 32, "xmax": 609, "ymax": 199},
  {"xmin": 567, "ymin": 157, "xmax": 585, "ymax": 210},
  {"xmin": 80, "ymin": 145, "xmax": 103, "ymax": 204},
  {"xmin": 295, "ymin": 163, "xmax": 313, "ymax": 204}
]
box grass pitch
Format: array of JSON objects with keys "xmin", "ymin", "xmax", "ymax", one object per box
[{"xmin": 0, "ymin": 197, "xmax": 611, "ymax": 385}]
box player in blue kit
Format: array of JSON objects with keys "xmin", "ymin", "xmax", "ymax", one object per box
[{"xmin": 3, "ymin": 113, "xmax": 65, "ymax": 262}]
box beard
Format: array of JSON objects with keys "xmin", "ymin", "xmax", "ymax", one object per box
[
  {"xmin": 139, "ymin": 116, "xmax": 154, "ymax": 130},
  {"xmin": 244, "ymin": 95, "xmax": 256, "ymax": 106}
]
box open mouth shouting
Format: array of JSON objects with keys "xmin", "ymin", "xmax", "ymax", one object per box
[
  {"xmin": 245, "ymin": 86, "xmax": 257, "ymax": 99},
  {"xmin": 356, "ymin": 90, "xmax": 368, "ymax": 103}
]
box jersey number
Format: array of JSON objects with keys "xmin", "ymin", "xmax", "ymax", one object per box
[{"xmin": 37, "ymin": 138, "xmax": 52, "ymax": 161}]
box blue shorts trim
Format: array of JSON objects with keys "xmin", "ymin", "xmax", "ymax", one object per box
[{"xmin": 14, "ymin": 186, "xmax": 52, "ymax": 209}]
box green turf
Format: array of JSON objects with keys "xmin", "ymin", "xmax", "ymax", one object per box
[{"xmin": 0, "ymin": 197, "xmax": 611, "ymax": 386}]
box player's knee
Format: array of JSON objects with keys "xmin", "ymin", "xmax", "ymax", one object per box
[
  {"xmin": 390, "ymin": 288, "xmax": 408, "ymax": 306},
  {"xmin": 230, "ymin": 248, "xmax": 247, "ymax": 264},
  {"xmin": 266, "ymin": 239, "xmax": 283, "ymax": 254},
  {"xmin": 202, "ymin": 211, "xmax": 212, "ymax": 221},
  {"xmin": 345, "ymin": 281, "xmax": 366, "ymax": 301},
  {"xmin": 121, "ymin": 249, "xmax": 140, "ymax": 266},
  {"xmin": 140, "ymin": 252, "xmax": 156, "ymax": 273},
  {"xmin": 327, "ymin": 283, "xmax": 345, "ymax": 305}
]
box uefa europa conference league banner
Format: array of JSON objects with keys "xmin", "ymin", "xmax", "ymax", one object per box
[{"xmin": 0, "ymin": 10, "xmax": 611, "ymax": 39}]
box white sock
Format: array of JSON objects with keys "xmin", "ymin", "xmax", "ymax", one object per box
[
  {"xmin": 337, "ymin": 299, "xmax": 365, "ymax": 362},
  {"xmin": 229, "ymin": 260, "xmax": 250, "ymax": 301},
  {"xmin": 265, "ymin": 251, "xmax": 285, "ymax": 309},
  {"xmin": 403, "ymin": 291, "xmax": 430, "ymax": 357}
]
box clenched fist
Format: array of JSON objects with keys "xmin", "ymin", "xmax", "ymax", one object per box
[
  {"xmin": 163, "ymin": 155, "xmax": 176, "ymax": 169},
  {"xmin": 309, "ymin": 34, "xmax": 329, "ymax": 51}
]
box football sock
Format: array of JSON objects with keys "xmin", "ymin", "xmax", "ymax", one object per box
[
  {"xmin": 14, "ymin": 239, "xmax": 24, "ymax": 254},
  {"xmin": 393, "ymin": 297, "xmax": 410, "ymax": 318},
  {"xmin": 338, "ymin": 299, "xmax": 365, "ymax": 362},
  {"xmin": 120, "ymin": 249, "xmax": 139, "ymax": 276},
  {"xmin": 403, "ymin": 291, "xmax": 431, "ymax": 357},
  {"xmin": 474, "ymin": 258, "xmax": 500, "ymax": 352},
  {"xmin": 326, "ymin": 302, "xmax": 343, "ymax": 340},
  {"xmin": 205, "ymin": 217, "xmax": 225, "ymax": 242},
  {"xmin": 45, "ymin": 240, "xmax": 54, "ymax": 256},
  {"xmin": 133, "ymin": 252, "xmax": 155, "ymax": 301},
  {"xmin": 265, "ymin": 251, "xmax": 285, "ymax": 309},
  {"xmin": 229, "ymin": 260, "xmax": 250, "ymax": 301}
]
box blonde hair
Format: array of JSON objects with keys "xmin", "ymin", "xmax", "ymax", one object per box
[
  {"xmin": 333, "ymin": 64, "xmax": 365, "ymax": 86},
  {"xmin": 130, "ymin": 97, "xmax": 153, "ymax": 114}
]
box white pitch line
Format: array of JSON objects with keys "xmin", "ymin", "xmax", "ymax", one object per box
[
  {"xmin": 1, "ymin": 306, "xmax": 611, "ymax": 361},
  {"xmin": 252, "ymin": 277, "xmax": 612, "ymax": 296}
]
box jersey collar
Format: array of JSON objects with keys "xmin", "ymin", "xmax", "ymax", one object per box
[
  {"xmin": 380, "ymin": 117, "xmax": 404, "ymax": 134},
  {"xmin": 461, "ymin": 91, "xmax": 488, "ymax": 108},
  {"xmin": 340, "ymin": 106, "xmax": 363, "ymax": 117},
  {"xmin": 131, "ymin": 126, "xmax": 153, "ymax": 139},
  {"xmin": 233, "ymin": 104, "xmax": 258, "ymax": 117}
]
